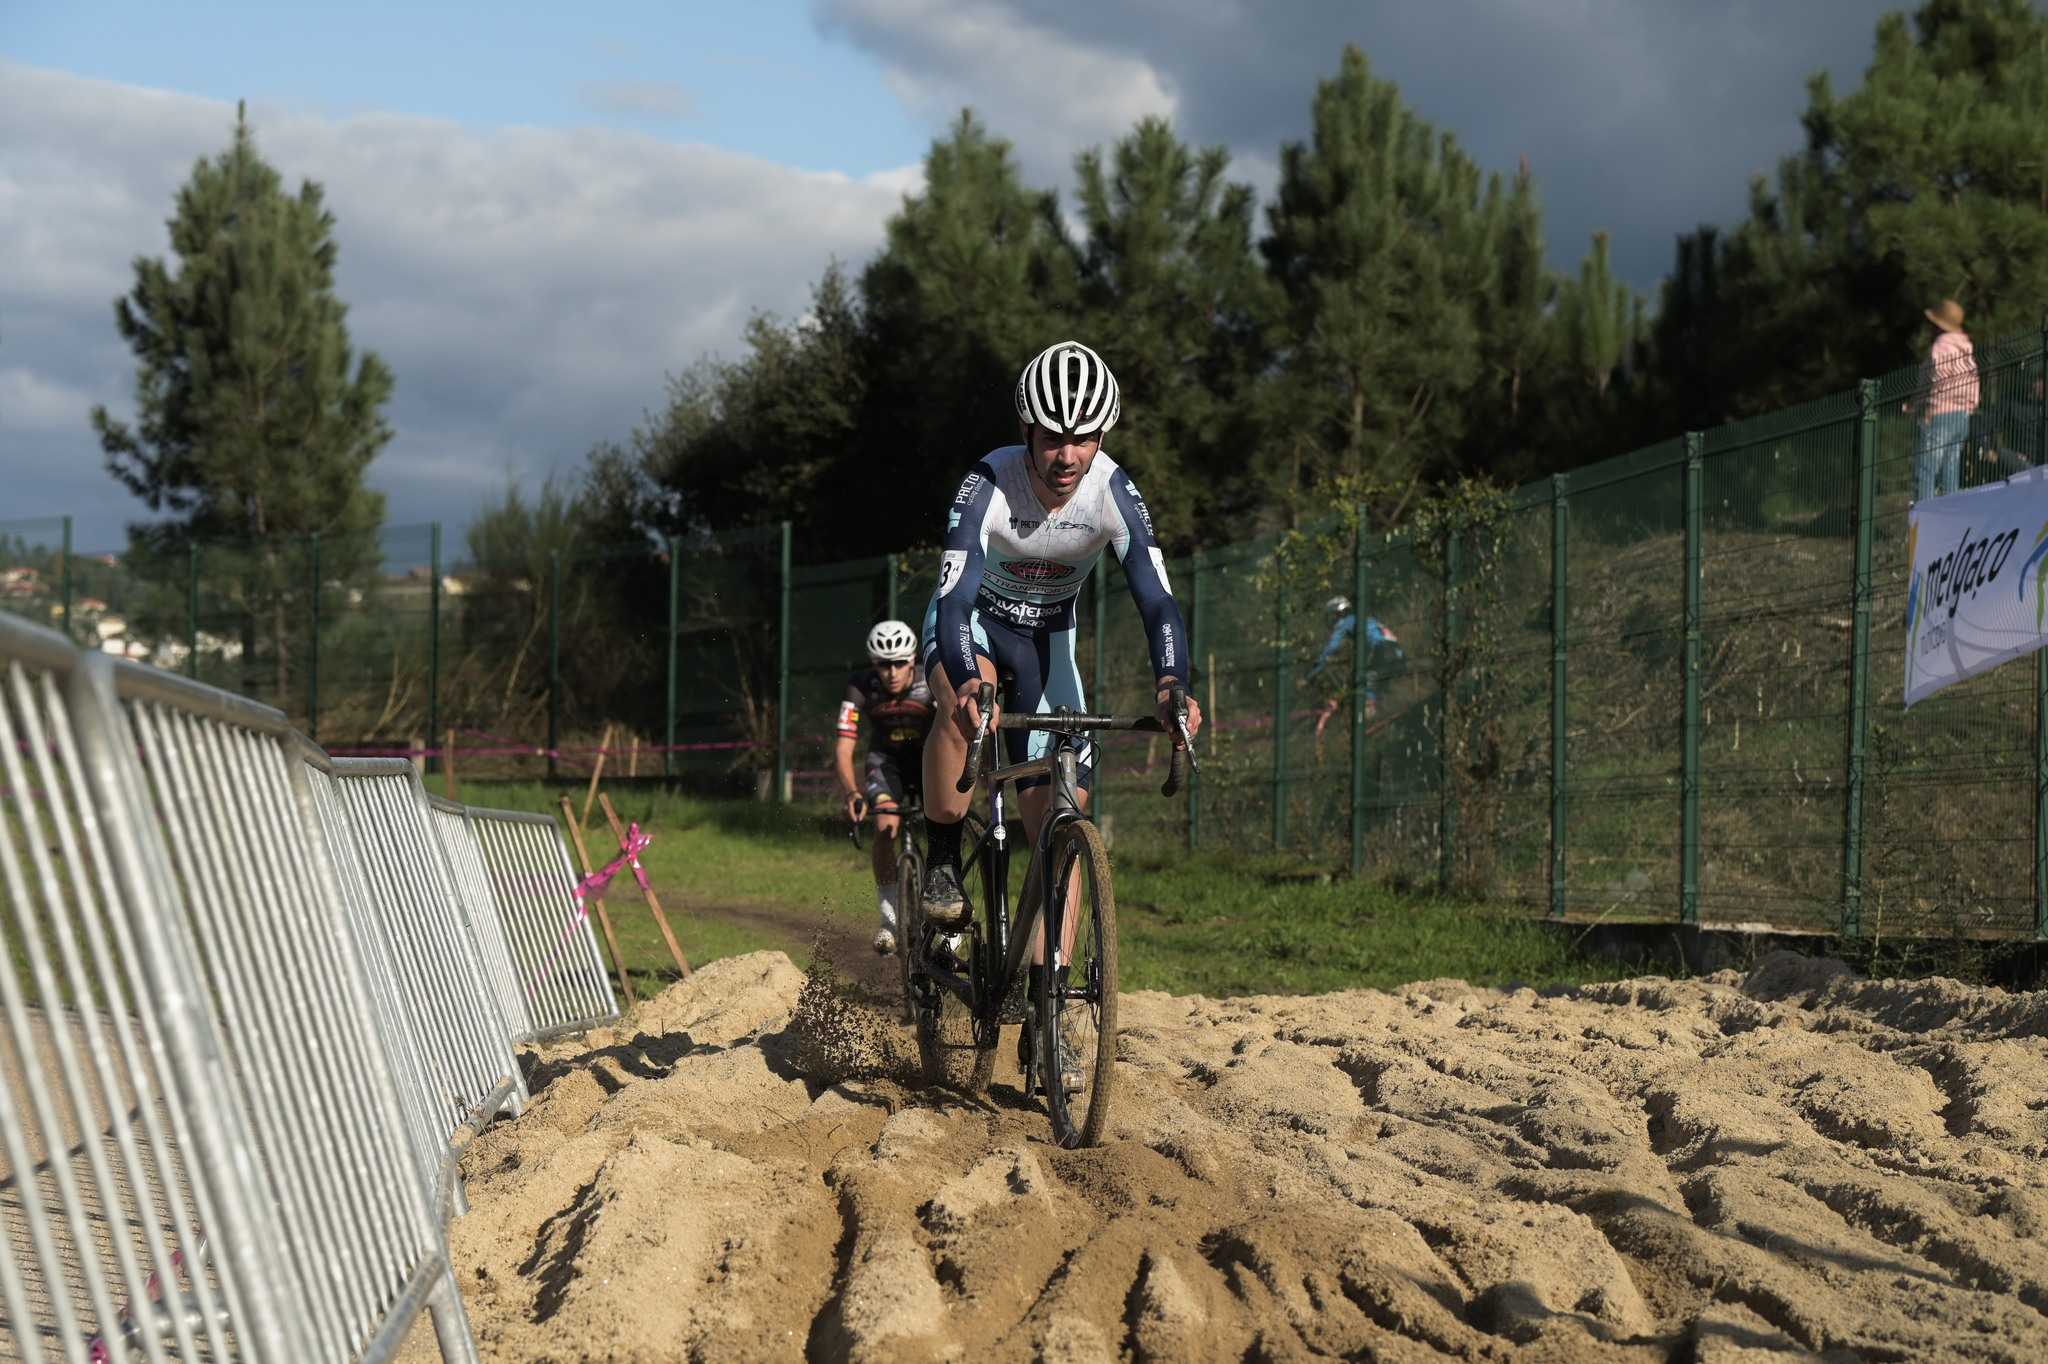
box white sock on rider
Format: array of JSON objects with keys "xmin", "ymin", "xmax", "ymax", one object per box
[{"xmin": 876, "ymin": 882, "xmax": 898, "ymax": 932}]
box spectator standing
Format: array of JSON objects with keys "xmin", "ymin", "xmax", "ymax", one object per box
[{"xmin": 1914, "ymin": 298, "xmax": 1979, "ymax": 501}]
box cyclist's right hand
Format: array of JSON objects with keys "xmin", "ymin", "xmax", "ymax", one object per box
[
  {"xmin": 844, "ymin": 790, "xmax": 868, "ymax": 823},
  {"xmin": 953, "ymin": 686, "xmax": 999, "ymax": 741}
]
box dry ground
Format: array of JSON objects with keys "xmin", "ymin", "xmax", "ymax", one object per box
[{"xmin": 418, "ymin": 950, "xmax": 2048, "ymax": 1362}]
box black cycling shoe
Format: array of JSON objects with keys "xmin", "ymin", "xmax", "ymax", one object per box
[{"xmin": 921, "ymin": 862, "xmax": 968, "ymax": 927}]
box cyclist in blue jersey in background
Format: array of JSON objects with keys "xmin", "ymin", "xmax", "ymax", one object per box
[
  {"xmin": 918, "ymin": 341, "xmax": 1204, "ymax": 933},
  {"xmin": 1305, "ymin": 595, "xmax": 1403, "ymax": 758}
]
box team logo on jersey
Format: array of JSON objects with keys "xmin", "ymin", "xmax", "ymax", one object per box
[
  {"xmin": 1000, "ymin": 558, "xmax": 1075, "ymax": 582},
  {"xmin": 1124, "ymin": 481, "xmax": 1155, "ymax": 535},
  {"xmin": 938, "ymin": 549, "xmax": 968, "ymax": 597},
  {"xmin": 953, "ymin": 473, "xmax": 984, "ymax": 504}
]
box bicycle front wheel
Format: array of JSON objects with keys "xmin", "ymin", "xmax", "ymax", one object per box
[{"xmin": 1039, "ymin": 818, "xmax": 1118, "ymax": 1148}]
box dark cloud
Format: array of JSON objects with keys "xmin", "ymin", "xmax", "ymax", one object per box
[
  {"xmin": 0, "ymin": 63, "xmax": 919, "ymax": 550},
  {"xmin": 817, "ymin": 0, "xmax": 1892, "ymax": 288}
]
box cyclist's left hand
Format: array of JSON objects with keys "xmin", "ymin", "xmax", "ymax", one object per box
[{"xmin": 1156, "ymin": 688, "xmax": 1203, "ymax": 744}]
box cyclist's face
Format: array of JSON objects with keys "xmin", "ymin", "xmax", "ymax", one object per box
[
  {"xmin": 1027, "ymin": 426, "xmax": 1100, "ymax": 500},
  {"xmin": 873, "ymin": 657, "xmax": 914, "ymax": 695}
]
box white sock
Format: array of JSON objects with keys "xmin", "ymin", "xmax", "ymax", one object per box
[{"xmin": 876, "ymin": 883, "xmax": 898, "ymax": 933}]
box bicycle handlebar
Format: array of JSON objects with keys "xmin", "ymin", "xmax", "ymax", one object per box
[{"xmin": 954, "ymin": 682, "xmax": 1199, "ymax": 797}]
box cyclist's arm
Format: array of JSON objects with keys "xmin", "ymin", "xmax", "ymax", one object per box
[
  {"xmin": 933, "ymin": 461, "xmax": 1005, "ymax": 692},
  {"xmin": 1106, "ymin": 473, "xmax": 1190, "ymax": 687},
  {"xmin": 1305, "ymin": 616, "xmax": 1354, "ymax": 681},
  {"xmin": 833, "ymin": 685, "xmax": 862, "ymax": 799}
]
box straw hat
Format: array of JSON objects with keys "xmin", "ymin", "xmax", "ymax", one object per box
[{"xmin": 1925, "ymin": 298, "xmax": 1966, "ymax": 333}]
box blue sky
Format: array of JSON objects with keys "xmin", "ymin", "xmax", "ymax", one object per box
[
  {"xmin": 2, "ymin": 0, "xmax": 1891, "ymax": 553},
  {"xmin": 6, "ymin": 1, "xmax": 928, "ymax": 174}
]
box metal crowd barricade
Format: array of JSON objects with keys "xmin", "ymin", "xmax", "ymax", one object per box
[
  {"xmin": 0, "ymin": 608, "xmax": 621, "ymax": 1361},
  {"xmin": 461, "ymin": 809, "xmax": 617, "ymax": 1045}
]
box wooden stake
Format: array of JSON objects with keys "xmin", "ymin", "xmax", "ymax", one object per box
[
  {"xmin": 1208, "ymin": 651, "xmax": 1218, "ymax": 730},
  {"xmin": 580, "ymin": 722, "xmax": 615, "ymax": 831},
  {"xmin": 560, "ymin": 795, "xmax": 637, "ymax": 1007},
  {"xmin": 409, "ymin": 733, "xmax": 424, "ymax": 776},
  {"xmin": 627, "ymin": 732, "xmax": 640, "ymax": 778},
  {"xmin": 443, "ymin": 727, "xmax": 460, "ymax": 802},
  {"xmin": 599, "ymin": 791, "xmax": 691, "ymax": 978}
]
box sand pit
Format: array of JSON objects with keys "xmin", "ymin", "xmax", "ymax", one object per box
[{"xmin": 427, "ymin": 950, "xmax": 2048, "ymax": 1361}]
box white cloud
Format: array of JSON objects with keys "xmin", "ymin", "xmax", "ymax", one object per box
[
  {"xmin": 818, "ymin": 0, "xmax": 1177, "ymax": 186},
  {"xmin": 577, "ymin": 79, "xmax": 701, "ymax": 122},
  {"xmin": 0, "ymin": 61, "xmax": 918, "ymax": 548}
]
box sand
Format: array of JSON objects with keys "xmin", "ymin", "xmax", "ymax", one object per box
[{"xmin": 421, "ymin": 949, "xmax": 2048, "ymax": 1361}]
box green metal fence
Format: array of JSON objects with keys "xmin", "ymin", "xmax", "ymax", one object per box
[{"xmin": 11, "ymin": 321, "xmax": 2048, "ymax": 938}]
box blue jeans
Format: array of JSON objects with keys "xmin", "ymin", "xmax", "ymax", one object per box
[{"xmin": 1915, "ymin": 411, "xmax": 1971, "ymax": 501}]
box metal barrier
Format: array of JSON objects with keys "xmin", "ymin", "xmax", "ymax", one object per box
[{"xmin": 0, "ymin": 610, "xmax": 620, "ymax": 1361}]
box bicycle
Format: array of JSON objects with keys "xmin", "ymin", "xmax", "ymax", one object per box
[{"xmin": 904, "ymin": 680, "xmax": 1195, "ymax": 1148}]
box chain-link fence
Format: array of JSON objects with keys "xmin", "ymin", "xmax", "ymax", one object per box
[{"xmin": 13, "ymin": 322, "xmax": 2048, "ymax": 938}]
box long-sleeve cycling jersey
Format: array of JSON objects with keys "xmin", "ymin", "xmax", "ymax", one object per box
[
  {"xmin": 1305, "ymin": 614, "xmax": 1402, "ymax": 683},
  {"xmin": 927, "ymin": 445, "xmax": 1187, "ymax": 693}
]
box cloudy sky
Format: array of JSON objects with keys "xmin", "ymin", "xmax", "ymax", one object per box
[{"xmin": 4, "ymin": 0, "xmax": 1893, "ymax": 552}]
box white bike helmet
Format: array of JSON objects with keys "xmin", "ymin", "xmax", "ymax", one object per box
[
  {"xmin": 1325, "ymin": 596, "xmax": 1351, "ymax": 615},
  {"xmin": 866, "ymin": 619, "xmax": 916, "ymax": 664},
  {"xmin": 1015, "ymin": 340, "xmax": 1120, "ymax": 437}
]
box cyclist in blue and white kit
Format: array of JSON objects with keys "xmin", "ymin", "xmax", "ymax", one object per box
[{"xmin": 918, "ymin": 340, "xmax": 1204, "ymax": 926}]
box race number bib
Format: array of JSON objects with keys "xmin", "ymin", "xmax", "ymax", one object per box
[{"xmin": 938, "ymin": 549, "xmax": 968, "ymax": 597}]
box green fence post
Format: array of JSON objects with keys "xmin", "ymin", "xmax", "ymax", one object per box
[
  {"xmin": 1841, "ymin": 380, "xmax": 1878, "ymax": 938},
  {"xmin": 307, "ymin": 533, "xmax": 321, "ymax": 742},
  {"xmin": 59, "ymin": 515, "xmax": 72, "ymax": 644},
  {"xmin": 1438, "ymin": 531, "xmax": 1461, "ymax": 894},
  {"xmin": 1094, "ymin": 560, "xmax": 1108, "ymax": 823},
  {"xmin": 775, "ymin": 521, "xmax": 792, "ymax": 803},
  {"xmin": 1550, "ymin": 474, "xmax": 1568, "ymax": 919},
  {"xmin": 547, "ymin": 549, "xmax": 561, "ymax": 782},
  {"xmin": 428, "ymin": 524, "xmax": 441, "ymax": 775},
  {"xmin": 1682, "ymin": 434, "xmax": 1703, "ymax": 926},
  {"xmin": 187, "ymin": 540, "xmax": 199, "ymax": 680},
  {"xmin": 2036, "ymin": 319, "xmax": 2048, "ymax": 939},
  {"xmin": 885, "ymin": 553, "xmax": 900, "ymax": 624},
  {"xmin": 666, "ymin": 533, "xmax": 680, "ymax": 781},
  {"xmin": 1188, "ymin": 552, "xmax": 1204, "ymax": 852},
  {"xmin": 1272, "ymin": 593, "xmax": 1289, "ymax": 850},
  {"xmin": 1350, "ymin": 516, "xmax": 1369, "ymax": 877}
]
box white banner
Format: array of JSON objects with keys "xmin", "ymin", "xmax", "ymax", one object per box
[{"xmin": 1904, "ymin": 468, "xmax": 2048, "ymax": 707}]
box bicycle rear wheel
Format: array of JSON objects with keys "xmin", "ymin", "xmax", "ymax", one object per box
[
  {"xmin": 913, "ymin": 809, "xmax": 994, "ymax": 1094},
  {"xmin": 895, "ymin": 846, "xmax": 921, "ymax": 1023},
  {"xmin": 1038, "ymin": 818, "xmax": 1117, "ymax": 1148}
]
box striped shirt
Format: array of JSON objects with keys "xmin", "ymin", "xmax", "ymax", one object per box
[{"xmin": 1922, "ymin": 330, "xmax": 1979, "ymax": 416}]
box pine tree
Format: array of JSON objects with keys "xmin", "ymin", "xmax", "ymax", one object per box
[
  {"xmin": 1647, "ymin": 0, "xmax": 2048, "ymax": 424},
  {"xmin": 92, "ymin": 103, "xmax": 391, "ymax": 697},
  {"xmin": 1260, "ymin": 46, "xmax": 1492, "ymax": 509},
  {"xmin": 858, "ymin": 111, "xmax": 1080, "ymax": 524},
  {"xmin": 1073, "ymin": 117, "xmax": 1278, "ymax": 542}
]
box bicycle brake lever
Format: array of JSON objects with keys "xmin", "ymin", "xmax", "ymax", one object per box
[{"xmin": 958, "ymin": 680, "xmax": 997, "ymax": 794}]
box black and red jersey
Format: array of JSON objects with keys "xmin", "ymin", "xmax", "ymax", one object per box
[{"xmin": 836, "ymin": 666, "xmax": 935, "ymax": 759}]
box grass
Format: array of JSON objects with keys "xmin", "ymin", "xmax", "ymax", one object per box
[{"xmin": 464, "ymin": 781, "xmax": 1652, "ymax": 999}]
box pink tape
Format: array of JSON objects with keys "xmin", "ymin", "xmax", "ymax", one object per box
[
  {"xmin": 86, "ymin": 1230, "xmax": 202, "ymax": 1362},
  {"xmin": 530, "ymin": 823, "xmax": 652, "ymax": 996}
]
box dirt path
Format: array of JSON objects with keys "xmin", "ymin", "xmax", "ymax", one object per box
[
  {"xmin": 427, "ymin": 951, "xmax": 2048, "ymax": 1362},
  {"xmin": 678, "ymin": 894, "xmax": 902, "ymax": 1002}
]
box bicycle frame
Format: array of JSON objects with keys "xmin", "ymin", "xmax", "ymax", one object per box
[{"xmin": 913, "ymin": 736, "xmax": 1089, "ymax": 1034}]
